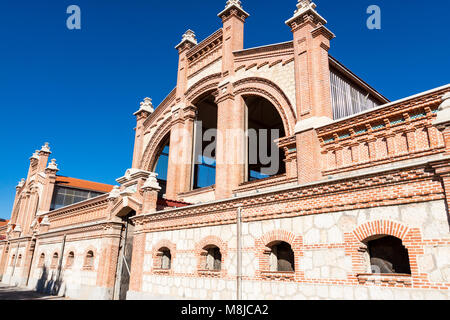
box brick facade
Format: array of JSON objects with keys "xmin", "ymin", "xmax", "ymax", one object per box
[{"xmin": 1, "ymin": 0, "xmax": 449, "ymax": 300}]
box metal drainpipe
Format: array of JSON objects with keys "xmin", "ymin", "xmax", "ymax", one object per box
[
  {"xmin": 53, "ymin": 234, "xmax": 66, "ymax": 295},
  {"xmin": 113, "ymin": 220, "xmax": 127, "ymax": 300},
  {"xmin": 10, "ymin": 242, "xmax": 20, "ymax": 284},
  {"xmin": 25, "ymin": 239, "xmax": 36, "ymax": 287},
  {"xmin": 236, "ymin": 207, "xmax": 242, "ymax": 300}
]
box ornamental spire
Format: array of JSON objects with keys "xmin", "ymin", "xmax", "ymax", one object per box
[
  {"xmin": 134, "ymin": 97, "xmax": 154, "ymax": 116},
  {"xmin": 46, "ymin": 158, "xmax": 59, "ymax": 171},
  {"xmin": 175, "ymin": 29, "xmax": 198, "ymax": 51},
  {"xmin": 40, "ymin": 142, "xmax": 51, "ymax": 154},
  {"xmin": 285, "ymin": 0, "xmax": 327, "ymax": 27}
]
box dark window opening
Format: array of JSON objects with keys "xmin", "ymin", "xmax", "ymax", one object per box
[
  {"xmin": 245, "ymin": 96, "xmax": 286, "ymax": 181},
  {"xmin": 367, "ymin": 235, "xmax": 411, "ymax": 274},
  {"xmin": 269, "ymin": 241, "xmax": 294, "ymax": 272},
  {"xmin": 153, "ymin": 137, "xmax": 170, "ymax": 197},
  {"xmin": 159, "ymin": 247, "xmax": 171, "ymax": 270},
  {"xmin": 204, "ymin": 245, "xmax": 221, "ymax": 271},
  {"xmin": 193, "ymin": 94, "xmax": 217, "ymax": 189}
]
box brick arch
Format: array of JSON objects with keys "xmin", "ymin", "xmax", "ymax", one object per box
[
  {"xmin": 185, "ymin": 73, "xmax": 221, "ymax": 103},
  {"xmin": 256, "ymin": 229, "xmax": 302, "ymax": 274},
  {"xmin": 82, "ymin": 246, "xmax": 97, "ymax": 270},
  {"xmin": 195, "ymin": 235, "xmax": 228, "ymax": 253},
  {"xmin": 64, "ymin": 247, "xmax": 76, "ymax": 268},
  {"xmin": 352, "ymin": 220, "xmax": 410, "ymax": 243},
  {"xmin": 257, "ymin": 229, "xmax": 298, "ymax": 249},
  {"xmin": 140, "ymin": 116, "xmax": 172, "ymax": 171},
  {"xmin": 233, "ymin": 77, "xmax": 296, "ymax": 136},
  {"xmin": 195, "ymin": 235, "xmax": 228, "ymax": 276},
  {"xmin": 152, "ymin": 239, "xmax": 176, "ymax": 273},
  {"xmin": 152, "ymin": 239, "xmax": 177, "ymax": 259}
]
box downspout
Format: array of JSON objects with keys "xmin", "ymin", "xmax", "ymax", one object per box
[
  {"xmin": 25, "ymin": 239, "xmax": 36, "ymax": 287},
  {"xmin": 113, "ymin": 221, "xmax": 127, "ymax": 300},
  {"xmin": 53, "ymin": 234, "xmax": 66, "ymax": 295},
  {"xmin": 10, "ymin": 242, "xmax": 20, "ymax": 284},
  {"xmin": 236, "ymin": 207, "xmax": 242, "ymax": 300}
]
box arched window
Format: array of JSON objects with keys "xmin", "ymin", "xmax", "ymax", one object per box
[
  {"xmin": 66, "ymin": 251, "xmax": 75, "ymax": 268},
  {"xmin": 244, "ymin": 95, "xmax": 286, "ymax": 181},
  {"xmin": 366, "ymin": 235, "xmax": 411, "ymax": 274},
  {"xmin": 51, "ymin": 252, "xmax": 59, "ymax": 269},
  {"xmin": 157, "ymin": 247, "xmax": 171, "ymax": 270},
  {"xmin": 84, "ymin": 250, "xmax": 94, "ymax": 269},
  {"xmin": 38, "ymin": 253, "xmax": 45, "ymax": 268},
  {"xmin": 10, "ymin": 254, "xmax": 15, "ymax": 267},
  {"xmin": 16, "ymin": 254, "xmax": 22, "ymax": 267},
  {"xmin": 203, "ymin": 245, "xmax": 221, "ymax": 271},
  {"xmin": 268, "ymin": 241, "xmax": 295, "ymax": 272},
  {"xmin": 192, "ymin": 93, "xmax": 217, "ymax": 190},
  {"xmin": 153, "ymin": 136, "xmax": 170, "ymax": 196}
]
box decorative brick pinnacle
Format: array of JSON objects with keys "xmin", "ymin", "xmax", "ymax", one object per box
[
  {"xmin": 217, "ymin": 0, "xmax": 249, "ymax": 20},
  {"xmin": 175, "ymin": 29, "xmax": 198, "ymax": 50},
  {"xmin": 295, "ymin": 0, "xmax": 316, "ymax": 14},
  {"xmin": 46, "ymin": 158, "xmax": 59, "ymax": 171},
  {"xmin": 40, "ymin": 142, "xmax": 51, "ymax": 153},
  {"xmin": 16, "ymin": 178, "xmax": 25, "ymax": 189},
  {"xmin": 107, "ymin": 185, "xmax": 121, "ymax": 199},
  {"xmin": 30, "ymin": 150, "xmax": 39, "ymax": 161},
  {"xmin": 134, "ymin": 97, "xmax": 154, "ymax": 116},
  {"xmin": 40, "ymin": 215, "xmax": 50, "ymax": 226},
  {"xmin": 225, "ymin": 0, "xmax": 243, "ymax": 9},
  {"xmin": 285, "ymin": 0, "xmax": 326, "ymax": 27},
  {"xmin": 142, "ymin": 172, "xmax": 161, "ymax": 191},
  {"xmin": 439, "ymin": 92, "xmax": 450, "ymax": 111}
]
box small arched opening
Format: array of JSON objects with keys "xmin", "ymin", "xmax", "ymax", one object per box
[
  {"xmin": 267, "ymin": 241, "xmax": 295, "ymax": 272},
  {"xmin": 364, "ymin": 235, "xmax": 411, "ymax": 274}
]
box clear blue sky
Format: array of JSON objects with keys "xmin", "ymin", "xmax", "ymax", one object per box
[{"xmin": 0, "ymin": 0, "xmax": 449, "ymax": 219}]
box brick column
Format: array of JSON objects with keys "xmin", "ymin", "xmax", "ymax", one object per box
[
  {"xmin": 215, "ymin": 89, "xmax": 246, "ymax": 199},
  {"xmin": 20, "ymin": 239, "xmax": 35, "ymax": 286},
  {"xmin": 178, "ymin": 107, "xmax": 196, "ymax": 194},
  {"xmin": 128, "ymin": 229, "xmax": 145, "ymax": 293},
  {"xmin": 132, "ymin": 98, "xmax": 153, "ymax": 169},
  {"xmin": 214, "ymin": 1, "xmax": 248, "ymax": 199},
  {"xmin": 287, "ymin": 1, "xmax": 335, "ymax": 184},
  {"xmin": 165, "ymin": 31, "xmax": 198, "ymax": 200},
  {"xmin": 141, "ymin": 173, "xmax": 161, "ymax": 213},
  {"xmin": 96, "ymin": 225, "xmax": 121, "ymax": 293}
]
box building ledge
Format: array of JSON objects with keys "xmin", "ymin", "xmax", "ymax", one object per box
[
  {"xmin": 197, "ymin": 269, "xmax": 222, "ymax": 278},
  {"xmin": 153, "ymin": 268, "xmax": 171, "ymax": 276},
  {"xmin": 260, "ymin": 271, "xmax": 295, "ymax": 281},
  {"xmin": 356, "ymin": 273, "xmax": 412, "ymax": 286}
]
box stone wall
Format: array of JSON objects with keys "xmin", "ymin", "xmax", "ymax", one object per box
[
  {"xmin": 131, "ymin": 200, "xmax": 450, "ymax": 300},
  {"xmin": 27, "ymin": 237, "xmax": 109, "ymax": 300}
]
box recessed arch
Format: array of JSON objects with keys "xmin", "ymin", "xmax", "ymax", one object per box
[{"xmin": 233, "ymin": 77, "xmax": 296, "ymax": 136}]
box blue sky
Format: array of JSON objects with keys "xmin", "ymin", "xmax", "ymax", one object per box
[{"xmin": 0, "ymin": 0, "xmax": 449, "ymax": 219}]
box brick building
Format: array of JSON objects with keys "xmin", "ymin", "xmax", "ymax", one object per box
[{"xmin": 1, "ymin": 0, "xmax": 449, "ymax": 299}]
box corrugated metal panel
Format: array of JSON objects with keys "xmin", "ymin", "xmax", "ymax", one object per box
[{"xmin": 330, "ymin": 70, "xmax": 380, "ymax": 120}]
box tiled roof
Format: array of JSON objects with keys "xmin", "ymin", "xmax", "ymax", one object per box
[
  {"xmin": 55, "ymin": 176, "xmax": 114, "ymax": 193},
  {"xmin": 157, "ymin": 198, "xmax": 190, "ymax": 209},
  {"xmin": 0, "ymin": 220, "xmax": 9, "ymax": 228}
]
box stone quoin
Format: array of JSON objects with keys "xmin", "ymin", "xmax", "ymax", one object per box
[{"xmin": 1, "ymin": 0, "xmax": 449, "ymax": 300}]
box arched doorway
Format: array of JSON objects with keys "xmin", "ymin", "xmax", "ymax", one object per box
[{"xmin": 244, "ymin": 95, "xmax": 286, "ymax": 181}]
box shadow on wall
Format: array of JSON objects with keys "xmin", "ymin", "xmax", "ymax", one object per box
[{"xmin": 35, "ymin": 266, "xmax": 66, "ymax": 297}]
